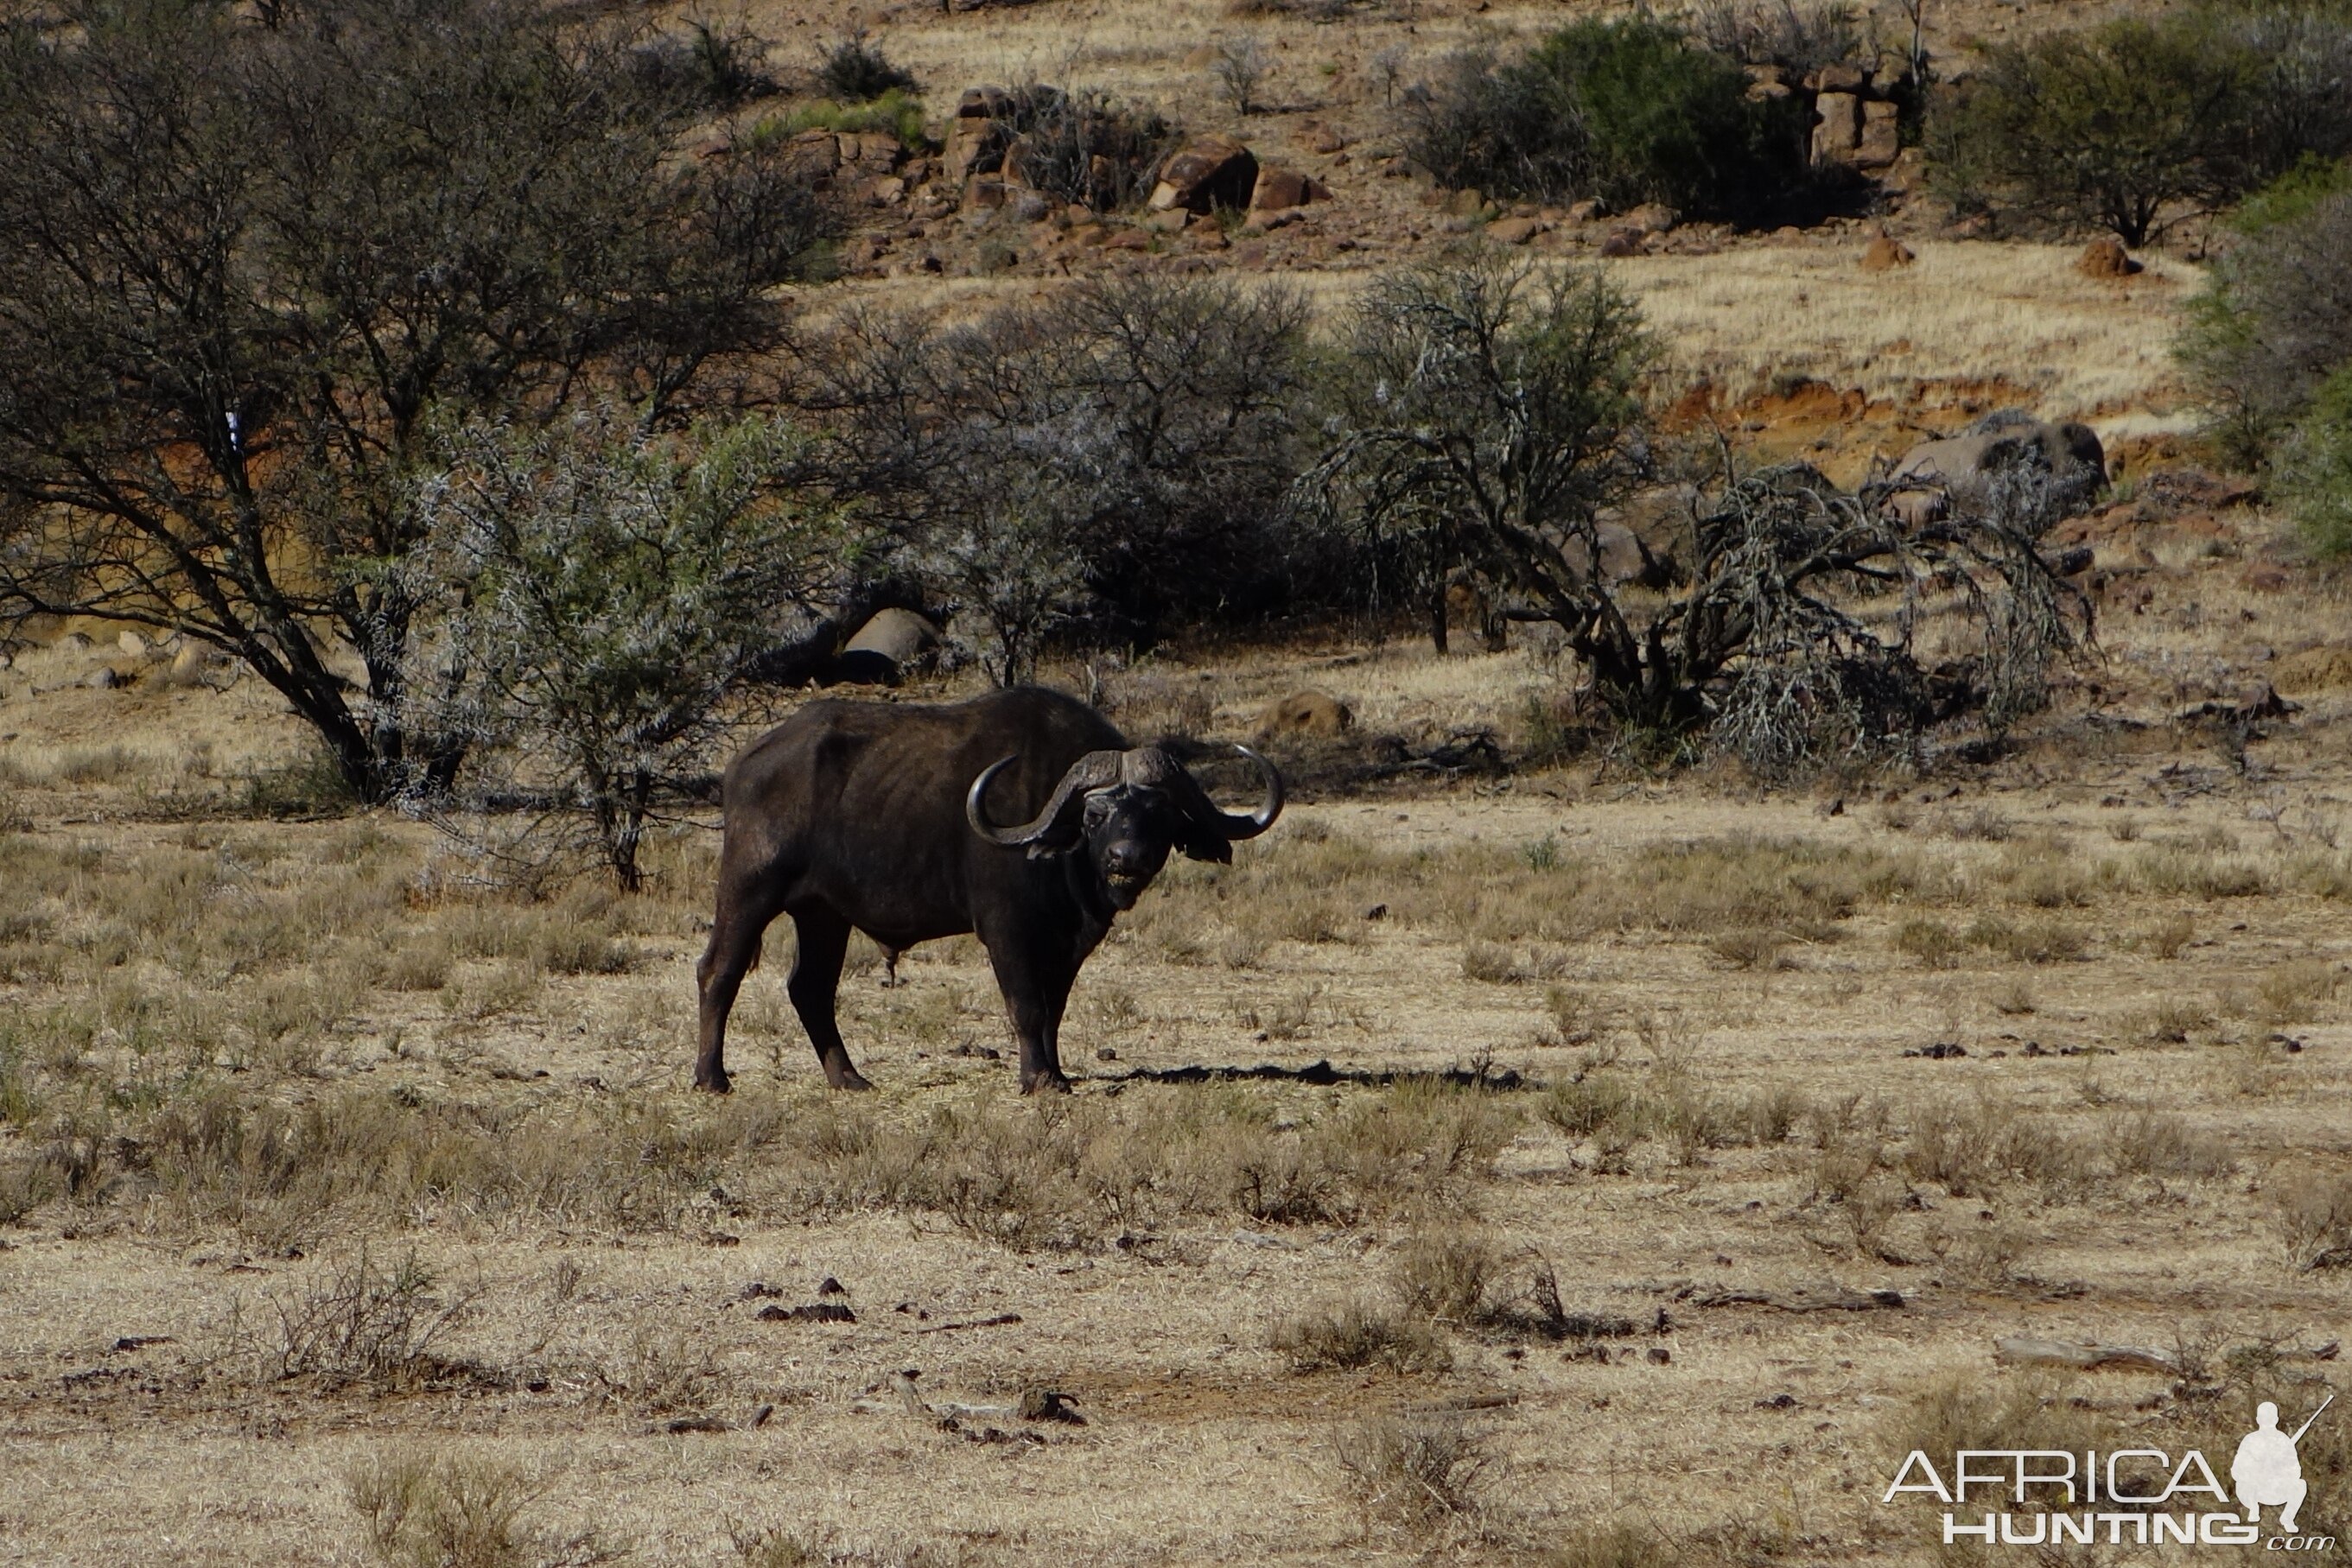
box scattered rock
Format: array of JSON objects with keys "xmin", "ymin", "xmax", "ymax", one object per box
[
  {"xmin": 1904, "ymin": 1042, "xmax": 1967, "ymax": 1059},
  {"xmin": 2177, "ymin": 682, "xmax": 2298, "ymax": 725},
  {"xmin": 1254, "ymin": 688, "xmax": 1354, "ymax": 740},
  {"xmin": 1622, "ymin": 203, "xmax": 1677, "ymax": 236},
  {"xmin": 1486, "ymin": 216, "xmax": 1540, "ymax": 245},
  {"xmin": 2076, "ymin": 237, "xmax": 2141, "ymax": 280},
  {"xmin": 1859, "ymin": 234, "xmax": 1915, "ymax": 271},
  {"xmin": 1646, "ymin": 1345, "xmax": 1673, "ymax": 1364},
  {"xmin": 1019, "ymin": 1387, "xmax": 1086, "ymax": 1425},
  {"xmin": 117, "ymin": 630, "xmax": 148, "ymax": 658},
  {"xmin": 1363, "ymin": 903, "xmax": 1389, "ymax": 921},
  {"xmin": 1096, "ymin": 1046, "xmax": 1117, "ymax": 1062},
  {"xmin": 757, "ymin": 1301, "xmax": 857, "ymax": 1324},
  {"xmin": 1599, "ymin": 227, "xmax": 1644, "ymax": 257},
  {"xmin": 817, "ymin": 1275, "xmax": 848, "ymax": 1297}
]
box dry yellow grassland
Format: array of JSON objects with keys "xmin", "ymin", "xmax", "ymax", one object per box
[{"xmin": 3, "ymin": 493, "xmax": 2349, "ymax": 1562}]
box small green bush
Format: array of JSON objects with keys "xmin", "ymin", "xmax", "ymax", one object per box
[
  {"xmin": 1406, "ymin": 18, "xmax": 1811, "ymax": 219},
  {"xmin": 2177, "ymin": 161, "xmax": 2352, "ymax": 476}
]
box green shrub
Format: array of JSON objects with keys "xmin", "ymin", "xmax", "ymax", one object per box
[
  {"xmin": 2178, "ymin": 162, "xmax": 2352, "ymax": 473},
  {"xmin": 1406, "ymin": 18, "xmax": 1811, "ymax": 219},
  {"xmin": 1934, "ymin": 3, "xmax": 2352, "ymax": 246},
  {"xmin": 2280, "ymin": 366, "xmax": 2352, "ymax": 555}
]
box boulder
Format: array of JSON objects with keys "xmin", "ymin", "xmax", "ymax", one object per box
[
  {"xmin": 2076, "ymin": 238, "xmax": 2140, "ymax": 279},
  {"xmin": 1567, "ymin": 522, "xmax": 1656, "ymax": 586},
  {"xmin": 1148, "ymin": 137, "xmax": 1258, "ymax": 214},
  {"xmin": 1599, "ymin": 227, "xmax": 1643, "ymax": 257},
  {"xmin": 1255, "ymin": 689, "xmax": 1354, "ymax": 741},
  {"xmin": 1812, "ymin": 92, "xmax": 1860, "ymax": 163},
  {"xmin": 1248, "ymin": 165, "xmax": 1327, "ymax": 213},
  {"xmin": 169, "ymin": 642, "xmax": 226, "ymax": 687},
  {"xmin": 821, "ymin": 606, "xmax": 943, "ymax": 685},
  {"xmin": 1805, "ymin": 61, "xmax": 1869, "ymax": 92},
  {"xmin": 785, "ymin": 131, "xmax": 841, "ymax": 181},
  {"xmin": 1486, "ymin": 216, "xmax": 1540, "ymax": 245},
  {"xmin": 2273, "ymin": 644, "xmax": 2352, "ymax": 694},
  {"xmin": 956, "ymin": 86, "xmax": 1012, "ymax": 119},
  {"xmin": 118, "ymin": 629, "xmax": 149, "ymax": 658},
  {"xmin": 842, "ymin": 607, "xmax": 941, "ymax": 670},
  {"xmin": 1859, "ymin": 234, "xmax": 1915, "ymax": 271},
  {"xmin": 1623, "ymin": 203, "xmax": 1678, "ymax": 235},
  {"xmin": 1890, "ymin": 411, "xmax": 2107, "ymax": 519},
  {"xmin": 1856, "ymin": 100, "xmax": 1901, "ymax": 168}
]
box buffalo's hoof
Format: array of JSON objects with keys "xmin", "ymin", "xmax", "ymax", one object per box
[
  {"xmin": 694, "ymin": 1068, "xmax": 733, "ymax": 1095},
  {"xmin": 1020, "ymin": 1071, "xmax": 1074, "ymax": 1096}
]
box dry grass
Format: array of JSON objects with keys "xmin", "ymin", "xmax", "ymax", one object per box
[
  {"xmin": 1274, "ymin": 1297, "xmax": 1453, "ymax": 1374},
  {"xmin": 6, "ymin": 543, "xmax": 2352, "ymax": 1562},
  {"xmin": 347, "ymin": 1448, "xmax": 552, "ymax": 1568},
  {"xmin": 1332, "ymin": 1410, "xmax": 1492, "ymax": 1527}
]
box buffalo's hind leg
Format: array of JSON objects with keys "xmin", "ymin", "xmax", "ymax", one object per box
[
  {"xmin": 695, "ymin": 868, "xmax": 787, "ymax": 1095},
  {"xmin": 785, "ymin": 908, "xmax": 873, "ymax": 1091}
]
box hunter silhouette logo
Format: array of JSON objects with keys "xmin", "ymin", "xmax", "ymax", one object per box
[
  {"xmin": 2236, "ymin": 1396, "xmax": 2333, "ymax": 1535},
  {"xmin": 1883, "ymin": 1393, "xmax": 2337, "ymax": 1549}
]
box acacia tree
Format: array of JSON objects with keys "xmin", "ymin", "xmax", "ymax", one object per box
[
  {"xmin": 0, "ymin": 0, "xmax": 834, "ymax": 801},
  {"xmin": 1931, "ymin": 5, "xmax": 2352, "ymax": 247},
  {"xmin": 1306, "ymin": 258, "xmax": 1658, "ymax": 666},
  {"xmin": 1312, "ymin": 257, "xmax": 2088, "ymax": 765},
  {"xmin": 409, "ymin": 409, "xmax": 855, "ymax": 890},
  {"xmin": 785, "ymin": 273, "xmax": 1319, "ymax": 671}
]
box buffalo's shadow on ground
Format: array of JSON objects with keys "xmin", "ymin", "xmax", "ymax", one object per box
[{"xmin": 1092, "ymin": 1057, "xmax": 1526, "ymax": 1089}]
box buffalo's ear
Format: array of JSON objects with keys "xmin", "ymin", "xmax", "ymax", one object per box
[{"xmin": 1175, "ymin": 830, "xmax": 1233, "ymax": 865}]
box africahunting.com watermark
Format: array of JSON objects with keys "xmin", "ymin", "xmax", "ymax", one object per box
[{"xmin": 1884, "ymin": 1396, "xmax": 2336, "ymax": 1550}]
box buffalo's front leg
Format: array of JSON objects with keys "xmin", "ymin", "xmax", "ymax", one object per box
[
  {"xmin": 983, "ymin": 939, "xmax": 1076, "ymax": 1094},
  {"xmin": 785, "ymin": 909, "xmax": 873, "ymax": 1090}
]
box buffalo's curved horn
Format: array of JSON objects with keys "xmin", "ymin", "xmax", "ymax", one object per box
[
  {"xmin": 1175, "ymin": 744, "xmax": 1284, "ymax": 841},
  {"xmin": 966, "ymin": 750, "xmax": 1124, "ymax": 849}
]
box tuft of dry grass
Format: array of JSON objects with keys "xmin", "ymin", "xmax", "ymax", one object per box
[
  {"xmin": 347, "ymin": 1448, "xmax": 548, "ymax": 1568},
  {"xmin": 1274, "ymin": 1297, "xmax": 1452, "ymax": 1374},
  {"xmin": 236, "ymin": 1247, "xmax": 485, "ymax": 1391},
  {"xmin": 2273, "ymin": 1169, "xmax": 2352, "ymax": 1272},
  {"xmin": 1332, "ymin": 1411, "xmax": 1491, "ymax": 1527},
  {"xmin": 1547, "ymin": 1520, "xmax": 1675, "ymax": 1568},
  {"xmin": 1391, "ymin": 1225, "xmax": 1505, "ymax": 1325}
]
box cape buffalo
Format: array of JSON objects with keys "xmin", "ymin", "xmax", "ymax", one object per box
[{"xmin": 695, "ymin": 686, "xmax": 1282, "ymax": 1094}]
